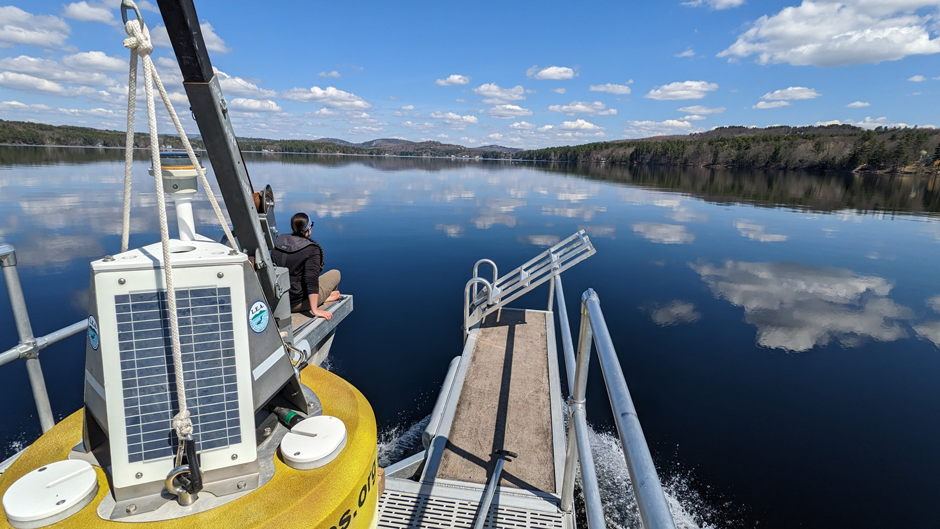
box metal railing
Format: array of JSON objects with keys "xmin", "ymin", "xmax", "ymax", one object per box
[
  {"xmin": 0, "ymin": 244, "xmax": 87, "ymax": 433},
  {"xmin": 556, "ymin": 281, "xmax": 677, "ymax": 529},
  {"xmin": 463, "ymin": 230, "xmax": 595, "ymax": 340}
]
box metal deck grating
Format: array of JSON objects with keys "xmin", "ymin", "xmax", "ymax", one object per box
[{"xmin": 378, "ymin": 490, "xmax": 567, "ymax": 529}]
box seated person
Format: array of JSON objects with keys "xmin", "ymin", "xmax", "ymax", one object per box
[{"xmin": 271, "ymin": 212, "xmax": 341, "ymax": 320}]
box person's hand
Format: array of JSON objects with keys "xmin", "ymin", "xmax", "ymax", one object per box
[{"xmin": 313, "ymin": 309, "xmax": 333, "ymax": 321}]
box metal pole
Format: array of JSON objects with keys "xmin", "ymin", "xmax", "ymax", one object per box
[
  {"xmin": 547, "ymin": 270, "xmax": 555, "ymax": 311},
  {"xmin": 1, "ymin": 245, "xmax": 55, "ymax": 433},
  {"xmin": 571, "ymin": 405, "xmax": 606, "ymax": 529},
  {"xmin": 582, "ymin": 289, "xmax": 676, "ymax": 529},
  {"xmin": 554, "ymin": 275, "xmax": 576, "ymax": 390},
  {"xmin": 472, "ymin": 450, "xmax": 516, "ymax": 529},
  {"xmin": 560, "ymin": 300, "xmax": 594, "ymax": 512}
]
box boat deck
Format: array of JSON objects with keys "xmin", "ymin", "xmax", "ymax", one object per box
[
  {"xmin": 379, "ymin": 307, "xmax": 570, "ymax": 528},
  {"xmin": 437, "ymin": 310, "xmax": 555, "ymax": 492}
]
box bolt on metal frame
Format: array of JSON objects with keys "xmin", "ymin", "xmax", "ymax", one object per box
[{"xmin": 0, "ymin": 244, "xmax": 88, "ymax": 433}]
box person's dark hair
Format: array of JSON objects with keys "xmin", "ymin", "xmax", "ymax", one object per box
[{"xmin": 290, "ymin": 212, "xmax": 310, "ymax": 236}]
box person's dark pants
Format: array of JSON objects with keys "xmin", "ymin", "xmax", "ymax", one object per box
[{"xmin": 290, "ymin": 269, "xmax": 341, "ymax": 312}]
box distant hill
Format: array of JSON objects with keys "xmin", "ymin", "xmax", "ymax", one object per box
[
  {"xmin": 0, "ymin": 120, "xmax": 521, "ymax": 158},
  {"xmin": 514, "ymin": 124, "xmax": 940, "ymax": 173}
]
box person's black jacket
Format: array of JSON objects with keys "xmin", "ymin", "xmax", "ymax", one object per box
[{"xmin": 271, "ymin": 234, "xmax": 324, "ymax": 307}]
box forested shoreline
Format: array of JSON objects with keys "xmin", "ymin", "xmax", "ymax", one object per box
[
  {"xmin": 3, "ymin": 119, "xmax": 939, "ymax": 174},
  {"xmin": 513, "ymin": 125, "xmax": 940, "ymax": 173}
]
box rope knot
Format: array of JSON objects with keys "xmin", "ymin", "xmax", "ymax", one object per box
[
  {"xmin": 173, "ymin": 410, "xmax": 193, "ymax": 437},
  {"xmin": 124, "ymin": 20, "xmax": 153, "ymax": 56}
]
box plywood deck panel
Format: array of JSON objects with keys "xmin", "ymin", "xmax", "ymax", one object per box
[{"xmin": 436, "ymin": 309, "xmax": 555, "ymax": 493}]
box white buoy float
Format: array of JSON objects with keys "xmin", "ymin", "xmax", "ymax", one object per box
[
  {"xmin": 280, "ymin": 415, "xmax": 348, "ymax": 470},
  {"xmin": 2, "ymin": 460, "xmax": 98, "ymax": 529}
]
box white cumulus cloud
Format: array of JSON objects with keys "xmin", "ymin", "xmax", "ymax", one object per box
[
  {"xmin": 214, "ymin": 68, "xmax": 276, "ymax": 98},
  {"xmin": 62, "ymin": 51, "xmax": 125, "ymax": 72},
  {"xmin": 753, "ymin": 101, "xmax": 791, "ymax": 109},
  {"xmin": 282, "ymin": 85, "xmax": 371, "ymax": 110},
  {"xmin": 319, "ymin": 70, "xmax": 341, "ymax": 78},
  {"xmin": 510, "ymin": 121, "xmax": 535, "ymax": 130},
  {"xmin": 645, "ymin": 80, "xmax": 718, "ymax": 100},
  {"xmin": 429, "ymin": 111, "xmax": 479, "ymax": 129},
  {"xmin": 228, "ymin": 98, "xmax": 281, "ymax": 112},
  {"xmin": 909, "ymin": 74, "xmax": 927, "ymax": 82},
  {"xmin": 678, "ymin": 105, "xmax": 726, "ymax": 114},
  {"xmin": 675, "ymin": 49, "xmax": 696, "ymax": 58},
  {"xmin": 0, "ymin": 6, "xmax": 71, "ymax": 47},
  {"xmin": 435, "ymin": 74, "xmax": 471, "ymax": 86},
  {"xmin": 526, "ymin": 65, "xmax": 576, "ymax": 80},
  {"xmin": 473, "ymin": 83, "xmax": 525, "ymax": 103},
  {"xmin": 488, "ymin": 104, "xmax": 532, "ymax": 119},
  {"xmin": 589, "ymin": 82, "xmax": 633, "ymax": 95},
  {"xmin": 847, "ymin": 101, "xmax": 871, "ymax": 108},
  {"xmin": 547, "ymin": 101, "xmax": 616, "ymax": 116},
  {"xmin": 624, "ymin": 119, "xmax": 695, "ymax": 138},
  {"xmin": 718, "ymin": 0, "xmax": 940, "ymax": 67},
  {"xmin": 62, "ymin": 1, "xmax": 116, "ymax": 25},
  {"xmin": 551, "ymin": 87, "xmax": 567, "ymax": 94},
  {"xmin": 560, "ymin": 119, "xmax": 604, "ymax": 131},
  {"xmin": 761, "ymin": 86, "xmax": 821, "ymax": 100}
]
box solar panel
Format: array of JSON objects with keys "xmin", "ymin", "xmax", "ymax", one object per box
[{"xmin": 115, "ymin": 287, "xmax": 241, "ymax": 463}]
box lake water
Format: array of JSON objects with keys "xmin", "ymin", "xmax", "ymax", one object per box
[{"xmin": 1, "ymin": 145, "xmax": 939, "ymax": 528}]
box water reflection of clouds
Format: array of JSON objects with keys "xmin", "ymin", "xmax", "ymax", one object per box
[
  {"xmin": 520, "ymin": 235, "xmax": 561, "ymax": 247},
  {"xmin": 472, "ymin": 197, "xmax": 526, "ymax": 229},
  {"xmin": 435, "ymin": 224, "xmax": 464, "ymax": 238},
  {"xmin": 541, "ymin": 204, "xmax": 607, "ymax": 221},
  {"xmin": 691, "ymin": 260, "xmax": 913, "ymax": 352},
  {"xmin": 631, "ymin": 223, "xmax": 695, "ymax": 244},
  {"xmin": 734, "ymin": 221, "xmax": 788, "ymax": 242},
  {"xmin": 579, "ymin": 225, "xmax": 616, "ymax": 239},
  {"xmin": 644, "ymin": 301, "xmax": 702, "ymax": 327},
  {"xmin": 913, "ymin": 295, "xmax": 940, "ymax": 347}
]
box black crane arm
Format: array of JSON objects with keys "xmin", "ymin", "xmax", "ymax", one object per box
[{"xmin": 152, "ymin": 0, "xmax": 280, "ymax": 306}]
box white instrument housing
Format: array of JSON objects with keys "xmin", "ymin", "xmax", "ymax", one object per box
[{"xmin": 84, "ymin": 240, "xmax": 258, "ymax": 494}]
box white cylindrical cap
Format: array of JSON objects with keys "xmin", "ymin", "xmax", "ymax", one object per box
[
  {"xmin": 280, "ymin": 415, "xmax": 347, "ymax": 470},
  {"xmin": 3, "ymin": 460, "xmax": 98, "ymax": 529}
]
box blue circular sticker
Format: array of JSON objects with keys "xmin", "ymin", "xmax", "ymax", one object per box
[
  {"xmin": 88, "ymin": 315, "xmax": 99, "ymax": 350},
  {"xmin": 248, "ymin": 301, "xmax": 269, "ymax": 333}
]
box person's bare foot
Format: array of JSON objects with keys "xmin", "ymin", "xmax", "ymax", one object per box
[{"xmin": 326, "ymin": 290, "xmax": 341, "ymax": 302}]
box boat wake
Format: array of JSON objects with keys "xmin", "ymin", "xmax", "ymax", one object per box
[
  {"xmin": 377, "ymin": 414, "xmax": 430, "ymax": 468},
  {"xmin": 377, "ymin": 416, "xmax": 723, "ymax": 529},
  {"xmin": 583, "ymin": 426, "xmax": 718, "ymax": 529}
]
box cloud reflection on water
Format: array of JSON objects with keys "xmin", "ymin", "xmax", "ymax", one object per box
[
  {"xmin": 691, "ymin": 260, "xmax": 914, "ymax": 352},
  {"xmin": 632, "ymin": 223, "xmax": 695, "ymax": 244},
  {"xmin": 644, "ymin": 300, "xmax": 702, "ymax": 327}
]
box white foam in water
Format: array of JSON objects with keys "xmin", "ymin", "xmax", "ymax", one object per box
[
  {"xmin": 376, "ymin": 415, "xmax": 719, "ymax": 528},
  {"xmin": 378, "ymin": 414, "xmax": 430, "ymax": 468},
  {"xmin": 584, "ymin": 426, "xmax": 717, "ymax": 529}
]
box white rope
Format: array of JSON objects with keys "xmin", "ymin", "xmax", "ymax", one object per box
[
  {"xmin": 122, "ymin": 5, "xmax": 242, "ymax": 440},
  {"xmin": 120, "ymin": 46, "xmax": 137, "ymax": 253},
  {"xmin": 123, "ymin": 18, "xmax": 192, "ymax": 439}
]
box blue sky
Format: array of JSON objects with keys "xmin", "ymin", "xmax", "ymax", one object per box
[{"xmin": 0, "ymin": 0, "xmax": 938, "ymax": 148}]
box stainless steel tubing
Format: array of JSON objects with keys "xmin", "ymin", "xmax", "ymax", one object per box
[
  {"xmin": 553, "ymin": 275, "xmax": 576, "ymax": 390},
  {"xmin": 560, "ymin": 301, "xmax": 593, "ymax": 513},
  {"xmin": 35, "ymin": 320, "xmax": 87, "ymax": 349},
  {"xmin": 472, "ymin": 457, "xmax": 506, "ymax": 529},
  {"xmin": 0, "ymin": 244, "xmax": 55, "ymax": 433},
  {"xmin": 571, "ymin": 404, "xmax": 606, "ymax": 529},
  {"xmin": 582, "ymin": 289, "xmax": 676, "ymax": 529},
  {"xmin": 464, "ymin": 277, "xmax": 493, "ymax": 340},
  {"xmin": 472, "ymin": 259, "xmax": 498, "ymax": 299}
]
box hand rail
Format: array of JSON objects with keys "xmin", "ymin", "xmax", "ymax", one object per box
[
  {"xmin": 554, "ymin": 283, "xmax": 677, "ymax": 529},
  {"xmin": 0, "ymin": 244, "xmax": 87, "ymax": 433}
]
